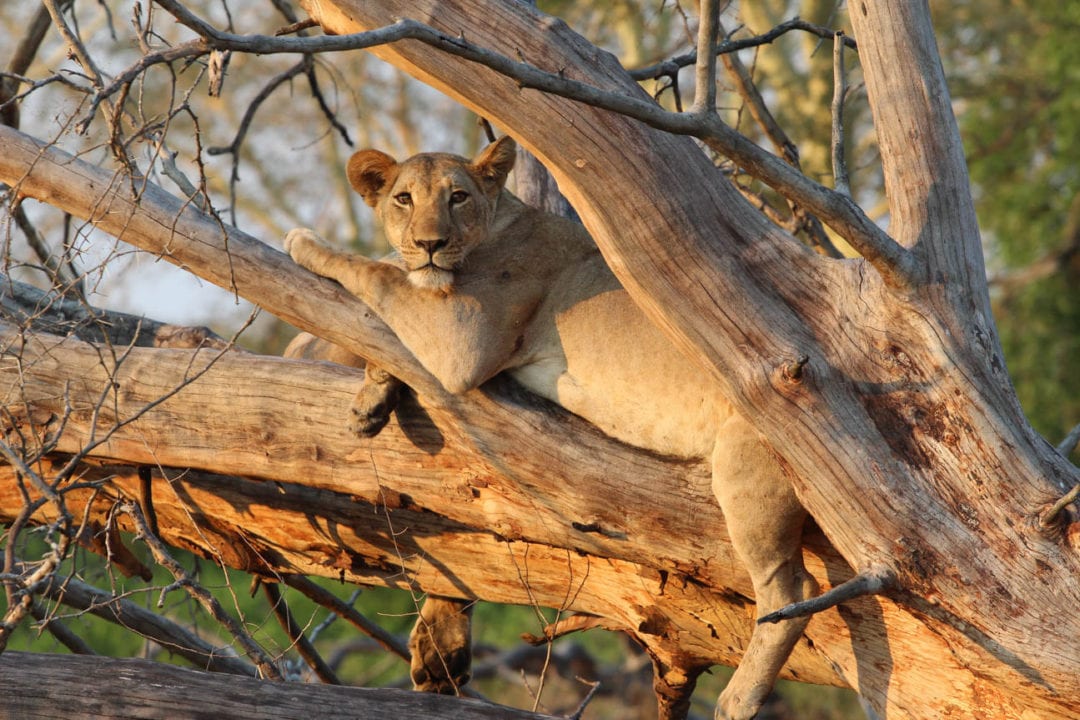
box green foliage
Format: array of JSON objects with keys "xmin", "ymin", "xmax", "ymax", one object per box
[{"xmin": 934, "ymin": 0, "xmax": 1080, "ymax": 446}]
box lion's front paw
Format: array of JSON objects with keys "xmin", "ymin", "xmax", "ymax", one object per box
[
  {"xmin": 348, "ymin": 374, "xmax": 402, "ymax": 438},
  {"xmin": 283, "ymin": 227, "xmax": 325, "ymax": 264}
]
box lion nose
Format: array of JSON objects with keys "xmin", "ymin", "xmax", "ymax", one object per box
[{"xmin": 416, "ymin": 239, "xmax": 447, "ymax": 256}]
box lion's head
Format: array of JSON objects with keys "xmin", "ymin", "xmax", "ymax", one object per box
[{"xmin": 346, "ymin": 136, "xmax": 517, "ymax": 291}]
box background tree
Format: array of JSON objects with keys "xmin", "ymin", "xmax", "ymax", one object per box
[{"xmin": 2, "ymin": 1, "xmax": 1079, "ymax": 719}]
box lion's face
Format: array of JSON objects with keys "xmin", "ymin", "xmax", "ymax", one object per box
[{"xmin": 347, "ymin": 137, "xmax": 517, "ymax": 291}]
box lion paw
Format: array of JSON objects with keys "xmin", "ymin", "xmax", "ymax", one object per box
[
  {"xmin": 348, "ymin": 370, "xmax": 402, "ymax": 438},
  {"xmin": 283, "ymin": 227, "xmax": 324, "ymax": 262},
  {"xmin": 409, "ymin": 597, "xmax": 473, "ymax": 695}
]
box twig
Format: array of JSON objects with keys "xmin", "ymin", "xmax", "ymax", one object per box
[
  {"xmin": 758, "ymin": 567, "xmax": 894, "ymax": 624},
  {"xmin": 281, "ymin": 574, "xmax": 411, "ymax": 661},
  {"xmin": 38, "ymin": 572, "xmax": 257, "ymax": 675},
  {"xmin": 262, "ymin": 582, "xmax": 341, "ymax": 684},
  {"xmin": 630, "ymin": 17, "xmax": 857, "ymax": 81},
  {"xmin": 122, "ymin": 500, "xmax": 283, "ymax": 680},
  {"xmin": 42, "ymin": 0, "xmax": 106, "ymax": 89},
  {"xmin": 207, "ymin": 56, "xmax": 312, "ymax": 223},
  {"xmin": 276, "ymin": 19, "xmax": 320, "ymax": 37},
  {"xmin": 29, "ymin": 601, "xmax": 97, "ymax": 655},
  {"xmin": 1040, "ymin": 484, "xmax": 1080, "ymax": 529},
  {"xmin": 567, "ymin": 677, "xmax": 602, "ymax": 720},
  {"xmin": 831, "ymin": 31, "xmax": 851, "ymax": 196},
  {"xmin": 521, "ymin": 614, "xmax": 621, "ymax": 645}
]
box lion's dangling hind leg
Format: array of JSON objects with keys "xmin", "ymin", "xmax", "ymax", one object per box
[
  {"xmin": 710, "ymin": 416, "xmax": 818, "ymax": 720},
  {"xmin": 408, "ymin": 596, "xmax": 474, "ymax": 694}
]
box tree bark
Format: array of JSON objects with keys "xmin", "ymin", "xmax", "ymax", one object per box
[
  {"xmin": 1, "ymin": 0, "xmax": 1079, "ymax": 717},
  {"xmin": 0, "ymin": 651, "xmax": 553, "ymax": 720}
]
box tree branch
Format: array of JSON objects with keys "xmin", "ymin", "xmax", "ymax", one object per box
[
  {"xmin": 39, "ymin": 573, "xmax": 259, "ymax": 676},
  {"xmin": 628, "ymin": 17, "xmax": 859, "ymax": 83},
  {"xmin": 0, "ymin": 652, "xmax": 555, "ymax": 720},
  {"xmin": 830, "ymin": 31, "xmax": 850, "ymax": 197},
  {"xmin": 691, "ymin": 0, "xmax": 720, "ymax": 115}
]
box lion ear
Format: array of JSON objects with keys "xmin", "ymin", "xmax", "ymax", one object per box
[
  {"xmin": 347, "ymin": 150, "xmax": 399, "ymax": 207},
  {"xmin": 471, "ymin": 135, "xmax": 517, "ymax": 192}
]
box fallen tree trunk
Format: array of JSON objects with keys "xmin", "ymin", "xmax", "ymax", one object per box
[{"xmin": 0, "ymin": 651, "xmax": 553, "ymax": 720}]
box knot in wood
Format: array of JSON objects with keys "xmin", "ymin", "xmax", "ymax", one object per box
[{"xmin": 781, "ymin": 354, "xmax": 810, "ymax": 383}]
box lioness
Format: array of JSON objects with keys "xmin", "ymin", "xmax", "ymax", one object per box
[{"xmin": 284, "ymin": 136, "xmax": 815, "ymax": 720}]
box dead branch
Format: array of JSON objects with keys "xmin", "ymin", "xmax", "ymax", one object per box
[
  {"xmin": 691, "ymin": 0, "xmax": 720, "ymax": 115},
  {"xmin": 39, "ymin": 573, "xmax": 258, "ymax": 676},
  {"xmin": 758, "ymin": 568, "xmax": 894, "ymax": 624},
  {"xmin": 830, "ymin": 31, "xmax": 850, "ymax": 196},
  {"xmin": 0, "ymin": 651, "xmax": 556, "ymax": 720},
  {"xmin": 1, "ymin": 274, "xmax": 227, "ymax": 350},
  {"xmin": 262, "ymin": 581, "xmax": 341, "ymax": 684},
  {"xmin": 717, "ymin": 22, "xmax": 843, "ymax": 258},
  {"xmin": 121, "ymin": 500, "xmax": 284, "ymax": 680},
  {"xmin": 628, "ymin": 17, "xmax": 859, "ymax": 82},
  {"xmin": 283, "ymin": 575, "xmax": 411, "ymax": 663}
]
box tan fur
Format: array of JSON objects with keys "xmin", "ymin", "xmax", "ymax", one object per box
[{"xmin": 285, "ymin": 137, "xmax": 815, "ymax": 720}]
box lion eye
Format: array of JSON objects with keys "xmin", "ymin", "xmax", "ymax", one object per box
[
  {"xmin": 449, "ymin": 190, "xmax": 469, "ymax": 205},
  {"xmin": 393, "ymin": 192, "xmax": 412, "ymax": 206}
]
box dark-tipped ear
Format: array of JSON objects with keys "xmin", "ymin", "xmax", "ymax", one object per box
[
  {"xmin": 347, "ymin": 150, "xmax": 399, "ymax": 207},
  {"xmin": 471, "ymin": 135, "xmax": 517, "ymax": 192}
]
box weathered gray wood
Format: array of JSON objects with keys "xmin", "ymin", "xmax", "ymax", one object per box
[
  {"xmin": 0, "ymin": 651, "xmax": 555, "ymax": 719},
  {"xmin": 1, "ymin": 274, "xmax": 227, "ymax": 349}
]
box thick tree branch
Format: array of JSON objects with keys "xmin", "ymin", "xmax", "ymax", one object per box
[
  {"xmin": 38, "ymin": 574, "xmax": 259, "ymax": 676},
  {"xmin": 847, "ymin": 2, "xmax": 985, "ymax": 302},
  {"xmin": 0, "ymin": 652, "xmax": 554, "ymax": 720}
]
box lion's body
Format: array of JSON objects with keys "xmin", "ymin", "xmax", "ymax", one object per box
[{"xmin": 285, "ymin": 137, "xmax": 814, "ymax": 720}]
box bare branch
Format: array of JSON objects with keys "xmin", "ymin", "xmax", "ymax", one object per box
[
  {"xmin": 121, "ymin": 500, "xmax": 283, "ymax": 680},
  {"xmin": 758, "ymin": 568, "xmax": 895, "ymax": 624},
  {"xmin": 40, "ymin": 573, "xmax": 259, "ymax": 676},
  {"xmin": 691, "ymin": 0, "xmax": 720, "ymax": 115},
  {"xmin": 1040, "ymin": 484, "xmax": 1080, "ymax": 530},
  {"xmin": 717, "ymin": 25, "xmax": 843, "ymax": 258},
  {"xmin": 207, "ymin": 56, "xmax": 313, "ymax": 223},
  {"xmin": 1058, "ymin": 422, "xmax": 1080, "ymax": 458},
  {"xmin": 1, "ymin": 273, "xmax": 228, "ymax": 350},
  {"xmin": 28, "ymin": 601, "xmax": 97, "ymax": 655},
  {"xmin": 262, "ymin": 581, "xmax": 341, "ymax": 684},
  {"xmin": 628, "ymin": 17, "xmax": 859, "ymax": 82},
  {"xmin": 831, "ymin": 31, "xmax": 851, "ymax": 197},
  {"xmin": 282, "ymin": 575, "xmax": 411, "ymax": 663}
]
